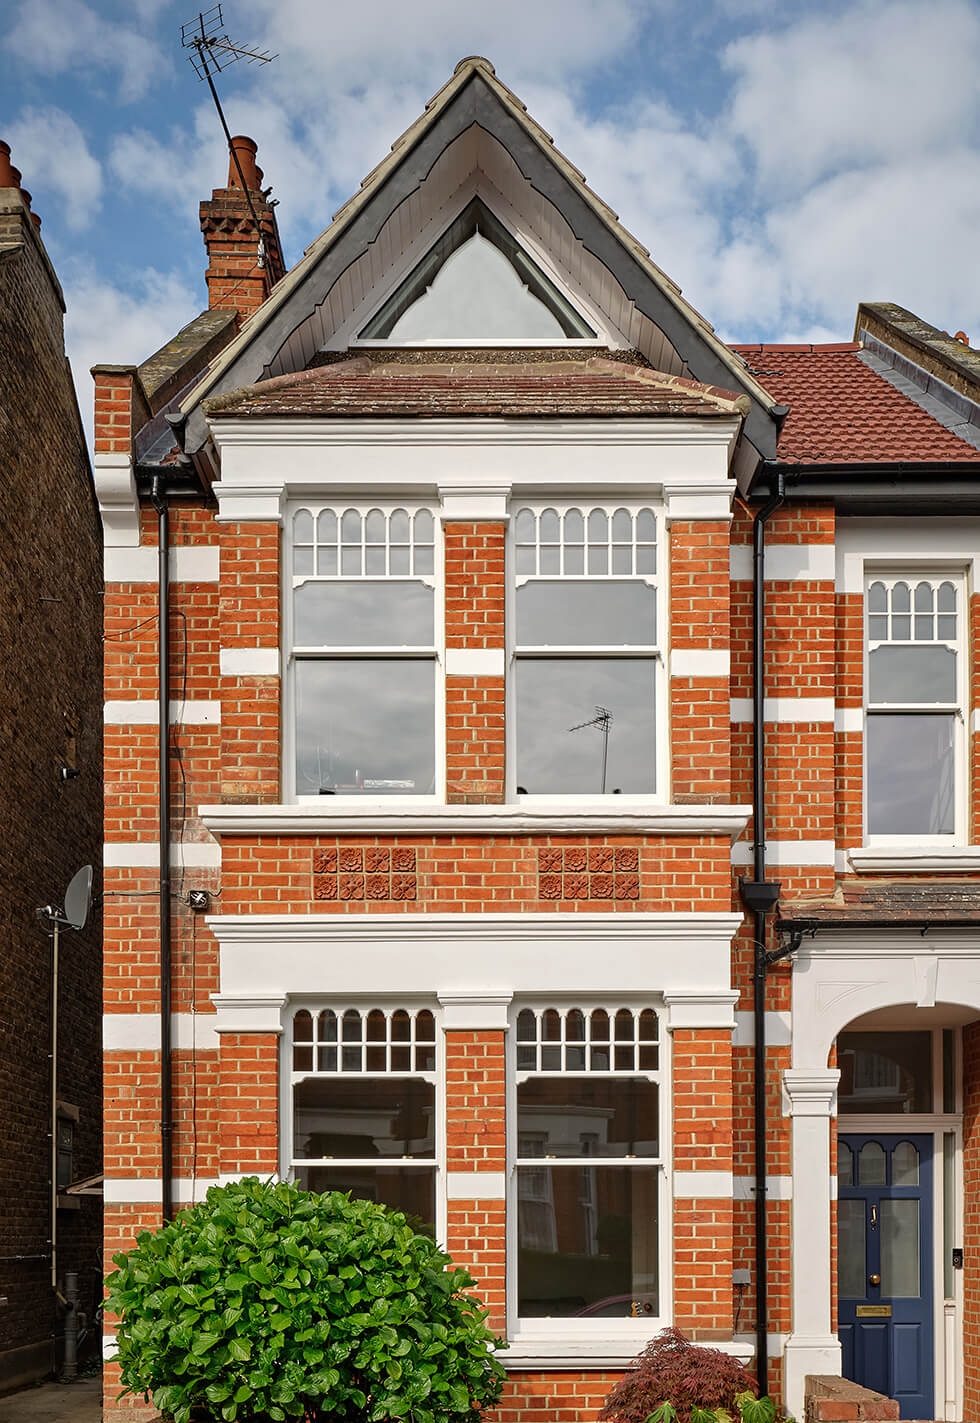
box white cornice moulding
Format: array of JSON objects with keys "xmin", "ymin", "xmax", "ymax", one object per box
[
  {"xmin": 439, "ymin": 486, "xmax": 510, "ymax": 522},
  {"xmin": 104, "ymin": 544, "xmax": 220, "ymax": 584},
  {"xmin": 673, "ymin": 1170, "xmax": 733, "ymax": 1199},
  {"xmin": 219, "ymin": 647, "xmax": 280, "ymax": 677},
  {"xmin": 95, "ymin": 451, "xmax": 140, "ymax": 547},
  {"xmin": 730, "ymin": 839, "xmax": 835, "ymax": 868},
  {"xmin": 835, "ymin": 517, "xmax": 980, "ymax": 594},
  {"xmin": 199, "ymin": 801, "xmax": 751, "ymax": 838},
  {"xmin": 104, "ymin": 840, "xmax": 221, "ymax": 868},
  {"xmin": 103, "ymin": 1012, "xmax": 220, "ymax": 1052},
  {"xmin": 207, "ymin": 912, "xmax": 745, "ymax": 945},
  {"xmin": 729, "ymin": 697, "xmax": 834, "ymax": 724},
  {"xmin": 103, "ymin": 699, "xmax": 221, "ymax": 726},
  {"xmin": 212, "ymin": 483, "xmax": 285, "ymax": 524},
  {"xmin": 669, "ymin": 648, "xmax": 730, "ymax": 678},
  {"xmin": 445, "ymin": 1171, "xmax": 506, "ymax": 1200},
  {"xmin": 729, "ymin": 543, "xmax": 836, "ymax": 582},
  {"xmin": 847, "ymin": 845, "xmax": 980, "ymax": 873},
  {"xmin": 663, "ymin": 989, "xmax": 739, "ymax": 1031},
  {"xmin": 782, "ymin": 1068, "xmax": 840, "ymax": 1117},
  {"xmin": 438, "ymin": 990, "xmax": 513, "ymax": 1031},
  {"xmin": 210, "ymin": 994, "xmax": 287, "ymax": 1034},
  {"xmin": 663, "ymin": 481, "xmax": 736, "ymax": 524},
  {"xmin": 210, "ymin": 417, "xmax": 744, "ymax": 450},
  {"xmin": 445, "ymin": 648, "xmax": 506, "ymax": 677}
]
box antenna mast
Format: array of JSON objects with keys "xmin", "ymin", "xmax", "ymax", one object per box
[
  {"xmin": 181, "ymin": 5, "xmax": 277, "ymax": 268},
  {"xmin": 568, "ymin": 705, "xmax": 613, "ymax": 794}
]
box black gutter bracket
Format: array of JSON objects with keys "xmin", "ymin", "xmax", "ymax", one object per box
[{"xmin": 766, "ymin": 929, "xmax": 804, "ymax": 967}]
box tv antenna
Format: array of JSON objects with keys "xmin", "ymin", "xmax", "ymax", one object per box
[
  {"xmin": 568, "ymin": 705, "xmax": 613, "ymax": 793},
  {"xmin": 180, "ymin": 5, "xmax": 277, "ymax": 269},
  {"xmin": 36, "ymin": 866, "xmax": 93, "ymax": 1290}
]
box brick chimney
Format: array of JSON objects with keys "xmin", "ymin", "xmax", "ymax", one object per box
[{"xmin": 199, "ymin": 135, "xmax": 286, "ymax": 320}]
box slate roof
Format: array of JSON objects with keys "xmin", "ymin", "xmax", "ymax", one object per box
[
  {"xmin": 205, "ymin": 355, "xmax": 750, "ymax": 421},
  {"xmin": 779, "ymin": 879, "xmax": 980, "ymax": 927},
  {"xmin": 730, "ymin": 343, "xmax": 980, "ymax": 464}
]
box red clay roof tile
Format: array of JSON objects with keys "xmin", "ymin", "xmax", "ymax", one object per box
[{"xmin": 729, "ymin": 343, "xmax": 979, "ymax": 464}]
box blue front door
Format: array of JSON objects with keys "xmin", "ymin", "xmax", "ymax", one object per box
[{"xmin": 838, "ymin": 1133, "xmax": 933, "ymax": 1420}]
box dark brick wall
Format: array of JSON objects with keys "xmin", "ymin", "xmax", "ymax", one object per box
[{"xmin": 0, "ymin": 192, "xmax": 103, "ymax": 1387}]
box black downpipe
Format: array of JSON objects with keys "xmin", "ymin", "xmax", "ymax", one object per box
[
  {"xmin": 151, "ymin": 477, "xmax": 173, "ymax": 1223},
  {"xmin": 748, "ymin": 473, "xmax": 784, "ymax": 1394}
]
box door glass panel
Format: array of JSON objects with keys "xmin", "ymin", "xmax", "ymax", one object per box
[
  {"xmin": 944, "ymin": 1132, "xmax": 955, "ymax": 1299},
  {"xmin": 838, "ymin": 1198, "xmax": 867, "ymax": 1299},
  {"xmin": 838, "ymin": 1031, "xmax": 933, "ymax": 1114},
  {"xmin": 892, "ymin": 1141, "xmax": 919, "ymax": 1186},
  {"xmin": 838, "ymin": 1142, "xmax": 854, "ymax": 1187},
  {"xmin": 880, "ymin": 1198, "xmax": 920, "ymax": 1297},
  {"xmin": 858, "ymin": 1141, "xmax": 886, "ymax": 1186}
]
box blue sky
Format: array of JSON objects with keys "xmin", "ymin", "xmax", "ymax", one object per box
[{"xmin": 3, "ymin": 0, "xmax": 979, "ymax": 444}]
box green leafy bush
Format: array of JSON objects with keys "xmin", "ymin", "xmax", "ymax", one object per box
[{"xmin": 105, "ymin": 1177, "xmax": 506, "ymax": 1423}]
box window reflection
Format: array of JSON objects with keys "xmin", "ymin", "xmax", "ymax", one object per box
[
  {"xmin": 517, "ymin": 1078, "xmax": 659, "ymax": 1159},
  {"xmin": 293, "ymin": 1077, "xmax": 435, "ymax": 1159},
  {"xmin": 866, "ymin": 713, "xmax": 954, "ymax": 835},
  {"xmin": 837, "ymin": 1032, "xmax": 933, "ymax": 1115}
]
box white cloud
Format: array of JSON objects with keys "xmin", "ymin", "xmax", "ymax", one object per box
[
  {"xmin": 2, "ymin": 0, "xmax": 171, "ymax": 103},
  {"xmin": 5, "ymin": 108, "xmax": 102, "ymax": 232},
  {"xmin": 62, "ymin": 267, "xmax": 201, "ymax": 449}
]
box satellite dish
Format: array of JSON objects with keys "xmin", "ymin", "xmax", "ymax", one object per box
[{"xmin": 63, "ymin": 865, "xmax": 93, "ymax": 931}]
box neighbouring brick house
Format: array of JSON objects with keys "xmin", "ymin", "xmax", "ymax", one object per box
[
  {"xmin": 0, "ymin": 145, "xmax": 103, "ymax": 1389},
  {"xmin": 95, "ymin": 59, "xmax": 980, "ymax": 1423}
]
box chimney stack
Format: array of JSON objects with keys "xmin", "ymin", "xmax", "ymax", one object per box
[
  {"xmin": 199, "ymin": 135, "xmax": 285, "ymax": 321},
  {"xmin": 1, "ymin": 142, "xmax": 43, "ymax": 232}
]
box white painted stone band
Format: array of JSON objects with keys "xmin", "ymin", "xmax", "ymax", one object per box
[
  {"xmin": 219, "ymin": 647, "xmax": 280, "ymax": 676},
  {"xmin": 104, "ymin": 1176, "xmax": 221, "ymax": 1203},
  {"xmin": 730, "ymin": 839, "xmax": 836, "ymax": 868},
  {"xmin": 733, "ymin": 1175, "xmax": 793, "ymax": 1201},
  {"xmin": 445, "ymin": 1171, "xmax": 506, "ymax": 1200},
  {"xmin": 103, "ymin": 1013, "xmax": 220, "ymax": 1052},
  {"xmin": 104, "ymin": 545, "xmax": 219, "ymax": 583},
  {"xmin": 834, "ymin": 705, "xmax": 863, "ymax": 733},
  {"xmin": 733, "ymin": 1010, "xmax": 792, "ymax": 1047},
  {"xmin": 670, "ymin": 648, "xmax": 730, "ymax": 678},
  {"xmin": 730, "ymin": 697, "xmax": 834, "ymax": 723},
  {"xmin": 103, "ymin": 841, "xmax": 221, "ymax": 868},
  {"xmin": 444, "ymin": 648, "xmax": 506, "ymax": 677},
  {"xmin": 673, "ymin": 1170, "xmax": 733, "ymax": 1199},
  {"xmin": 104, "ymin": 699, "xmax": 221, "ymax": 725},
  {"xmin": 730, "ymin": 544, "xmax": 835, "ymax": 582}
]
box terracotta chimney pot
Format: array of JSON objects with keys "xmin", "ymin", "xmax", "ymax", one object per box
[
  {"xmin": 227, "ymin": 135, "xmax": 260, "ymax": 191},
  {"xmin": 0, "ymin": 140, "xmax": 15, "ymax": 188},
  {"xmin": 10, "ymin": 165, "xmax": 22, "ymax": 189},
  {"xmin": 31, "ymin": 211, "xmax": 41, "ymax": 232}
]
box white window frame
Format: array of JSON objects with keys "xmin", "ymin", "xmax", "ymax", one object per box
[
  {"xmin": 506, "ymin": 999, "xmax": 670, "ymax": 1349},
  {"xmin": 283, "ymin": 501, "xmax": 445, "ymax": 804},
  {"xmin": 863, "ymin": 566, "xmax": 968, "ymax": 847},
  {"xmin": 507, "ymin": 501, "xmax": 669, "ymax": 804},
  {"xmin": 282, "ymin": 1000, "xmax": 446, "ymax": 1242}
]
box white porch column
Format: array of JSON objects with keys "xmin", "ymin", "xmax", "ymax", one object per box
[{"xmin": 782, "ymin": 1068, "xmax": 842, "ymax": 1420}]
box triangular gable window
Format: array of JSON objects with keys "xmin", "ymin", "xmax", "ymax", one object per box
[{"xmin": 359, "ymin": 198, "xmax": 596, "ymax": 341}]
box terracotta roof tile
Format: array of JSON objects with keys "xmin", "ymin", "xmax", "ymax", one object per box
[
  {"xmin": 730, "ymin": 343, "xmax": 980, "ymax": 464},
  {"xmin": 780, "ymin": 879, "xmax": 980, "ymax": 925},
  {"xmin": 205, "ymin": 355, "xmax": 749, "ymax": 421}
]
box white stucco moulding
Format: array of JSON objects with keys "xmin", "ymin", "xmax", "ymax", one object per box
[
  {"xmin": 209, "ymin": 994, "xmax": 287, "ymax": 1034},
  {"xmin": 437, "ymin": 990, "xmax": 513, "ymax": 1031},
  {"xmin": 94, "ymin": 450, "xmax": 140, "ymax": 547},
  {"xmin": 212, "ymin": 483, "xmax": 285, "ymax": 524},
  {"xmin": 662, "ymin": 481, "xmax": 736, "ymax": 524},
  {"xmin": 662, "ymin": 988, "xmax": 739, "ymax": 1031},
  {"xmin": 438, "ymin": 485, "xmax": 511, "ymax": 522},
  {"xmin": 782, "ymin": 1068, "xmax": 840, "ymax": 1118},
  {"xmin": 847, "ymin": 844, "xmax": 980, "ymax": 873},
  {"xmin": 198, "ymin": 801, "xmax": 751, "ymax": 838}
]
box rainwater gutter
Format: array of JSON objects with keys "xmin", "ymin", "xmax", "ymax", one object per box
[
  {"xmin": 738, "ymin": 470, "xmax": 785, "ymax": 1396},
  {"xmin": 150, "ymin": 476, "xmax": 173, "ymax": 1223}
]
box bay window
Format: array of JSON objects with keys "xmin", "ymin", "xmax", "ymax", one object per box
[
  {"xmin": 289, "ymin": 504, "xmax": 439, "ymax": 798},
  {"xmin": 512, "ymin": 505, "xmax": 662, "ymax": 796},
  {"xmin": 510, "ymin": 1004, "xmax": 663, "ymax": 1328},
  {"xmin": 865, "ymin": 574, "xmax": 965, "ymax": 838},
  {"xmin": 289, "ymin": 1005, "xmax": 438, "ymax": 1230}
]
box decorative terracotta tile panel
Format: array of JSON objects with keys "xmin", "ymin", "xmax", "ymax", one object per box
[
  {"xmin": 536, "ymin": 845, "xmax": 643, "ymax": 900},
  {"xmin": 312, "ymin": 844, "xmax": 417, "ymax": 903}
]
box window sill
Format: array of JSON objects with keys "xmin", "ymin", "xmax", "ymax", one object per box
[
  {"xmin": 200, "ymin": 801, "xmax": 751, "ymax": 838},
  {"xmin": 500, "ymin": 1336, "xmax": 753, "ymax": 1370},
  {"xmin": 846, "ymin": 845, "xmax": 980, "ymax": 873}
]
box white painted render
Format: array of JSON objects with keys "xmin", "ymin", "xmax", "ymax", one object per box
[{"xmin": 729, "ymin": 544, "xmax": 836, "ymax": 582}]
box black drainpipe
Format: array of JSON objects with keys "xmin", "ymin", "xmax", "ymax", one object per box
[
  {"xmin": 739, "ymin": 471, "xmax": 785, "ymax": 1395},
  {"xmin": 150, "ymin": 476, "xmax": 173, "ymax": 1223}
]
